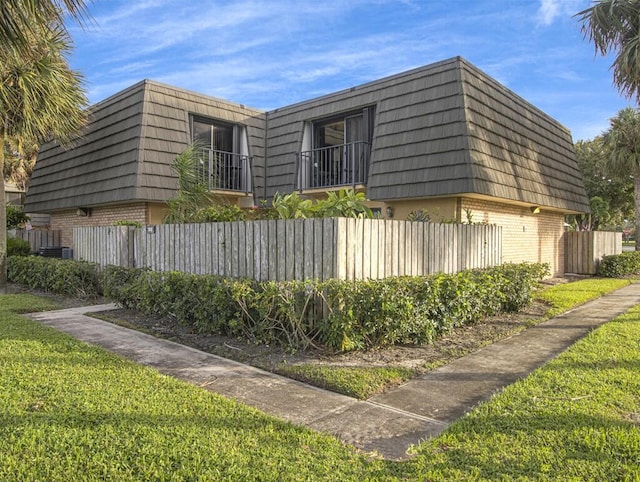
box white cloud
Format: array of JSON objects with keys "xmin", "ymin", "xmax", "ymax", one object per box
[
  {"xmin": 537, "ymin": 0, "xmax": 560, "ymax": 26},
  {"xmin": 536, "ymin": 0, "xmax": 589, "ymax": 26}
]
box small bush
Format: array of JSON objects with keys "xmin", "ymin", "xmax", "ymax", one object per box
[
  {"xmin": 6, "ymin": 204, "xmax": 30, "ymax": 229},
  {"xmin": 598, "ymin": 251, "xmax": 640, "ymax": 277},
  {"xmin": 192, "ymin": 204, "xmax": 246, "ymax": 223},
  {"xmin": 113, "ymin": 220, "xmax": 142, "ymax": 227},
  {"xmin": 101, "ymin": 266, "xmax": 146, "ymax": 308},
  {"xmin": 7, "ymin": 256, "xmax": 101, "ymax": 297},
  {"xmin": 7, "ymin": 237, "xmax": 32, "ymax": 256}
]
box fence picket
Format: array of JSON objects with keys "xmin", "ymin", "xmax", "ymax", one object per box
[{"xmin": 71, "ymin": 219, "xmax": 509, "ymax": 280}]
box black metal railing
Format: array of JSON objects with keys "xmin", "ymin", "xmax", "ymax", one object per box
[
  {"xmin": 297, "ymin": 141, "xmax": 370, "ymax": 189},
  {"xmin": 196, "ymin": 149, "xmax": 252, "ymax": 193}
]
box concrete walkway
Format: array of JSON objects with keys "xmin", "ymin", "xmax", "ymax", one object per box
[{"xmin": 25, "ymin": 282, "xmax": 640, "ymax": 460}]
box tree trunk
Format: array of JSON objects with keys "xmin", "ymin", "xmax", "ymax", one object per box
[
  {"xmin": 635, "ymin": 176, "xmax": 640, "ymax": 251},
  {"xmin": 0, "ymin": 127, "xmax": 7, "ymax": 293}
]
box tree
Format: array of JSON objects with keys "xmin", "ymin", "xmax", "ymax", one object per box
[
  {"xmin": 577, "ymin": 1, "xmax": 640, "ymax": 245},
  {"xmin": 163, "ymin": 144, "xmax": 220, "ymax": 224},
  {"xmin": 0, "ymin": 18, "xmax": 88, "ymax": 293},
  {"xmin": 601, "ymin": 107, "xmax": 640, "ymax": 249},
  {"xmin": 577, "ymin": 0, "xmax": 640, "ymax": 101},
  {"xmin": 0, "ymin": 0, "xmax": 89, "ymax": 50},
  {"xmin": 3, "ymin": 135, "xmax": 39, "ymax": 191},
  {"xmin": 573, "ymin": 137, "xmax": 634, "ymax": 230}
]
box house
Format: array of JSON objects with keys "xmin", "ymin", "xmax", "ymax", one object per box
[{"xmin": 25, "ymin": 57, "xmax": 589, "ymax": 275}]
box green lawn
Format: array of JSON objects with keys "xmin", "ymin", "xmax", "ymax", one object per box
[
  {"xmin": 408, "ymin": 304, "xmax": 640, "ymax": 480},
  {"xmin": 2, "ymin": 282, "xmax": 639, "ymax": 480},
  {"xmin": 536, "ymin": 277, "xmax": 632, "ymax": 317},
  {"xmin": 0, "ymin": 295, "xmax": 393, "ymax": 480}
]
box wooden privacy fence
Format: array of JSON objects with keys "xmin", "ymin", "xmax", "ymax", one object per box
[
  {"xmin": 12, "ymin": 229, "xmax": 62, "ymax": 254},
  {"xmin": 74, "ymin": 219, "xmax": 502, "ymax": 281},
  {"xmin": 564, "ymin": 231, "xmax": 622, "ymax": 275},
  {"xmin": 74, "ymin": 225, "xmax": 135, "ymax": 268}
]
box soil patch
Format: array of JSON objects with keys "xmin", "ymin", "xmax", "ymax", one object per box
[{"xmin": 90, "ymin": 298, "xmax": 551, "ymax": 378}]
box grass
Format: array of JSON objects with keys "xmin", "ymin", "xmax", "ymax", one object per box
[
  {"xmin": 536, "ymin": 277, "xmax": 632, "ymax": 317},
  {"xmin": 279, "ymin": 364, "xmax": 417, "ymax": 400},
  {"xmin": 2, "ymin": 287, "xmax": 640, "ymax": 479},
  {"xmin": 0, "ymin": 295, "xmax": 393, "ymax": 480},
  {"xmin": 407, "ymin": 304, "xmax": 640, "ymax": 480},
  {"xmin": 279, "ymin": 278, "xmax": 634, "ymax": 399},
  {"xmin": 0, "ymin": 292, "xmax": 62, "ymax": 313}
]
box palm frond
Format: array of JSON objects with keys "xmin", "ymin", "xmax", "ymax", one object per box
[
  {"xmin": 0, "ymin": 0, "xmax": 91, "ymax": 50},
  {"xmin": 576, "ymin": 0, "xmax": 640, "ymax": 100}
]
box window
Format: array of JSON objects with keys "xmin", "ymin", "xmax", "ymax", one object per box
[
  {"xmin": 298, "ymin": 106, "xmax": 375, "ymax": 189},
  {"xmin": 189, "ymin": 115, "xmax": 251, "ymax": 192},
  {"xmin": 315, "ymin": 113, "xmax": 364, "ymax": 150},
  {"xmin": 191, "ymin": 116, "xmax": 236, "ymax": 153}
]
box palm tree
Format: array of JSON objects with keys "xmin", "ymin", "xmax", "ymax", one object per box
[
  {"xmin": 577, "ymin": 1, "xmax": 640, "ymax": 249},
  {"xmin": 0, "ymin": 20, "xmax": 88, "ymax": 292},
  {"xmin": 0, "ymin": 0, "xmax": 89, "ymax": 49},
  {"xmin": 3, "ymin": 136, "xmax": 39, "ymax": 191},
  {"xmin": 577, "ymin": 0, "xmax": 640, "ymax": 101},
  {"xmin": 602, "ymin": 107, "xmax": 640, "ymax": 249},
  {"xmin": 164, "ymin": 144, "xmax": 221, "ymax": 224}
]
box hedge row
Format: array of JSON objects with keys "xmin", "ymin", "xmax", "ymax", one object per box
[
  {"xmin": 598, "ymin": 251, "xmax": 640, "ymax": 278},
  {"xmin": 7, "ymin": 256, "xmax": 548, "ymax": 351},
  {"xmin": 102, "ymin": 262, "xmax": 548, "ymax": 351},
  {"xmin": 7, "ymin": 256, "xmax": 101, "ymax": 297}
]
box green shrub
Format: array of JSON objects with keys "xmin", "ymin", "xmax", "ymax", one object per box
[
  {"xmin": 192, "ymin": 204, "xmax": 246, "ymax": 222},
  {"xmin": 6, "ymin": 204, "xmax": 30, "ymax": 229},
  {"xmin": 102, "ymin": 262, "xmax": 548, "ymax": 352},
  {"xmin": 245, "ymin": 206, "xmax": 279, "ymax": 220},
  {"xmin": 7, "ymin": 256, "xmax": 101, "ymax": 297},
  {"xmin": 101, "ymin": 266, "xmax": 146, "ymax": 308},
  {"xmin": 316, "ymin": 190, "xmax": 373, "ymax": 218},
  {"xmin": 7, "ymin": 237, "xmax": 32, "ymax": 256},
  {"xmin": 113, "ymin": 220, "xmax": 142, "ymax": 227},
  {"xmin": 318, "ymin": 264, "xmax": 547, "ymax": 352},
  {"xmin": 270, "ymin": 189, "xmax": 373, "ymax": 220},
  {"xmin": 272, "ymin": 192, "xmax": 316, "ymax": 219},
  {"xmin": 598, "ymin": 251, "xmax": 640, "ymax": 277}
]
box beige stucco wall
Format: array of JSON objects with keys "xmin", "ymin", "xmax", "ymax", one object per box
[
  {"xmin": 382, "ymin": 198, "xmax": 458, "ymax": 221},
  {"xmin": 148, "ymin": 203, "xmax": 169, "ymax": 225}
]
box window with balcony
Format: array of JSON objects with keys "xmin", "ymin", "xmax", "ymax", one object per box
[
  {"xmin": 190, "ymin": 115, "xmax": 252, "ymax": 193},
  {"xmin": 297, "ymin": 106, "xmax": 374, "ymax": 190}
]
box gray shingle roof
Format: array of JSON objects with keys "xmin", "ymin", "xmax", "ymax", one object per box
[
  {"xmin": 26, "ymin": 58, "xmax": 589, "ymax": 214},
  {"xmin": 266, "ymin": 57, "xmax": 588, "ymax": 213},
  {"xmin": 25, "ymin": 80, "xmax": 265, "ymax": 212}
]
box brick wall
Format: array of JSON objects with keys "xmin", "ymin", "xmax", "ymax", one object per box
[
  {"xmin": 50, "ymin": 203, "xmax": 148, "ymax": 247},
  {"xmin": 460, "ymin": 198, "xmax": 565, "ymax": 276}
]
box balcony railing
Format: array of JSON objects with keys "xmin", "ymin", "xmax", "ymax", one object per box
[
  {"xmin": 196, "ymin": 149, "xmax": 252, "ymax": 193},
  {"xmin": 296, "ymin": 141, "xmax": 370, "ymax": 190}
]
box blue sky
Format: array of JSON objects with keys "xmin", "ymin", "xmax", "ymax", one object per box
[{"xmin": 68, "ymin": 0, "xmax": 632, "ymax": 142}]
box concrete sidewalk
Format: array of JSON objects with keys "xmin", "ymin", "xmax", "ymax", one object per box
[{"xmin": 25, "ymin": 282, "xmax": 640, "ymax": 460}]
